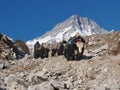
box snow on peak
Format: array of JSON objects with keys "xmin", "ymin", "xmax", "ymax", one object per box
[{"xmin": 26, "ymin": 15, "xmax": 108, "ymax": 53}]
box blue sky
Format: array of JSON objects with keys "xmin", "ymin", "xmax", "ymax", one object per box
[{"xmin": 0, "ymin": 0, "xmax": 120, "ymax": 41}]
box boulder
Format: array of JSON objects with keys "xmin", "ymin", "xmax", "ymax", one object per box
[
  {"xmin": 28, "ymin": 81, "xmax": 55, "ymax": 90},
  {"xmin": 0, "ymin": 60, "xmax": 6, "ymax": 69},
  {"xmin": 8, "ymin": 81, "xmax": 26, "ymax": 90}
]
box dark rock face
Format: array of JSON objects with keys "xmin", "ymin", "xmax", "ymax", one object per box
[
  {"xmin": 14, "ymin": 40, "xmax": 30, "ymax": 55},
  {"xmin": 0, "ymin": 33, "xmax": 30, "ymax": 60}
]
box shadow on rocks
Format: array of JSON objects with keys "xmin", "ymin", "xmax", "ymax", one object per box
[
  {"xmin": 0, "ymin": 87, "xmax": 6, "ymax": 90},
  {"xmin": 67, "ymin": 55, "xmax": 94, "ymax": 61}
]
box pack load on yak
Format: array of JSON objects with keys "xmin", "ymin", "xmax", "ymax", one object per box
[
  {"xmin": 64, "ymin": 32, "xmax": 86, "ymax": 60},
  {"xmin": 34, "ymin": 41, "xmax": 40, "ymax": 59},
  {"xmin": 34, "ymin": 42, "xmax": 50, "ymax": 59},
  {"xmin": 33, "ymin": 32, "xmax": 86, "ymax": 61}
]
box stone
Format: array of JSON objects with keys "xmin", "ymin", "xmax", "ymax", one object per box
[
  {"xmin": 50, "ymin": 80, "xmax": 65, "ymax": 89},
  {"xmin": 94, "ymin": 86, "xmax": 109, "ymax": 90},
  {"xmin": 0, "ymin": 87, "xmax": 6, "ymax": 90},
  {"xmin": 8, "ymin": 81, "xmax": 26, "ymax": 90},
  {"xmin": 28, "ymin": 82, "xmax": 54, "ymax": 90},
  {"xmin": 0, "ymin": 60, "xmax": 5, "ymax": 69}
]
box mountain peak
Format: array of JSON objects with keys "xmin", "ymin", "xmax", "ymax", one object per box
[
  {"xmin": 70, "ymin": 15, "xmax": 79, "ymax": 20},
  {"xmin": 26, "ymin": 15, "xmax": 108, "ymax": 53},
  {"xmin": 0, "ymin": 33, "xmax": 13, "ymax": 41}
]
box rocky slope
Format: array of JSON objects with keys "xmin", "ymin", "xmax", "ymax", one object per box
[
  {"xmin": 0, "ymin": 31, "xmax": 120, "ymax": 90},
  {"xmin": 0, "ymin": 54, "xmax": 120, "ymax": 90},
  {"xmin": 85, "ymin": 31, "xmax": 120, "ymax": 56}
]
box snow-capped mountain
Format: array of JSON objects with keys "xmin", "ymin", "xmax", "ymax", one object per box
[{"xmin": 26, "ymin": 15, "xmax": 108, "ymax": 53}]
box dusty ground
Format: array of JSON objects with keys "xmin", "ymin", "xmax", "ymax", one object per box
[
  {"xmin": 0, "ymin": 31, "xmax": 120, "ymax": 90},
  {"xmin": 0, "ymin": 53, "xmax": 120, "ymax": 90}
]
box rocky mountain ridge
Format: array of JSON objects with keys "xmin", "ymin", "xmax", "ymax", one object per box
[{"xmin": 0, "ymin": 33, "xmax": 30, "ymax": 60}]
